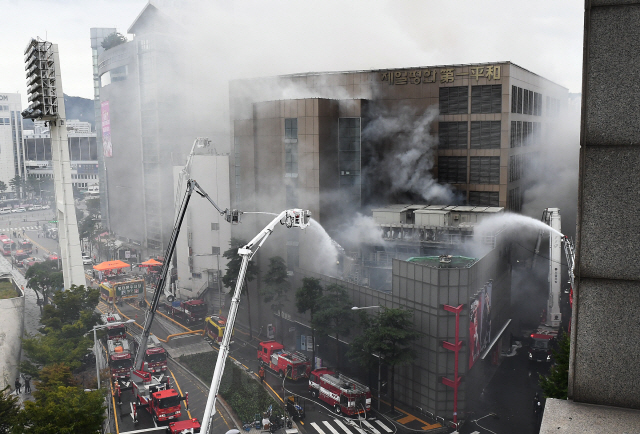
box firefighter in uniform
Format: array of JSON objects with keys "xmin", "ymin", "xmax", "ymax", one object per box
[{"xmin": 259, "ymin": 366, "xmax": 265, "ymax": 383}]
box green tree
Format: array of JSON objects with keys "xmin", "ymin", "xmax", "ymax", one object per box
[
  {"xmin": 25, "ymin": 260, "xmax": 64, "ymax": 306},
  {"xmin": 9, "ymin": 175, "xmax": 24, "ymax": 199},
  {"xmin": 0, "ymin": 385, "xmax": 21, "ymax": 434},
  {"xmin": 222, "ymin": 238, "xmax": 258, "ymax": 339},
  {"xmin": 100, "ymin": 32, "xmax": 127, "ymax": 51},
  {"xmin": 25, "ymin": 175, "xmax": 43, "ymax": 199},
  {"xmin": 313, "ymin": 284, "xmax": 354, "ymax": 370},
  {"xmin": 539, "ymin": 332, "xmax": 570, "ymax": 399},
  {"xmin": 262, "ymin": 256, "xmax": 289, "ymax": 342},
  {"xmin": 348, "ymin": 307, "xmax": 420, "ymax": 413},
  {"xmin": 295, "ymin": 277, "xmax": 323, "ymax": 365},
  {"xmin": 0, "ymin": 180, "xmax": 7, "ymax": 199},
  {"xmin": 39, "ymin": 284, "xmax": 100, "ymax": 331},
  {"xmin": 85, "ymin": 198, "xmax": 101, "ymax": 218}
]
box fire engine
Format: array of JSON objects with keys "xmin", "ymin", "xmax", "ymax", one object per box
[
  {"xmin": 142, "ymin": 335, "xmax": 168, "ymax": 374},
  {"xmin": 107, "ymin": 338, "xmax": 133, "ymax": 379},
  {"xmin": 131, "ymin": 369, "xmax": 187, "ymax": 424},
  {"xmin": 100, "ymin": 313, "xmax": 127, "ymax": 341},
  {"xmin": 161, "ymin": 299, "xmax": 208, "ymax": 325},
  {"xmin": 308, "ymin": 368, "xmax": 371, "ymax": 416},
  {"xmin": 0, "ymin": 237, "xmax": 14, "ymax": 256},
  {"xmin": 529, "ymin": 333, "xmax": 555, "ymax": 362},
  {"xmin": 168, "ymin": 418, "xmax": 201, "ymax": 433},
  {"xmin": 257, "ymin": 341, "xmax": 311, "ymax": 380}
]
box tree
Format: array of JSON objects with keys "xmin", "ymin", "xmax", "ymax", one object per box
[
  {"xmin": 313, "ymin": 284, "xmax": 354, "ymax": 370},
  {"xmin": 0, "ymin": 385, "xmax": 21, "ymax": 434},
  {"xmin": 539, "ymin": 332, "xmax": 570, "ymax": 399},
  {"xmin": 348, "ymin": 307, "xmax": 420, "ymax": 413},
  {"xmin": 25, "ymin": 261, "xmax": 64, "ymax": 306},
  {"xmin": 25, "ymin": 176, "xmax": 42, "ymax": 199},
  {"xmin": 100, "ymin": 32, "xmax": 127, "ymax": 51},
  {"xmin": 85, "ymin": 198, "xmax": 101, "ymax": 218},
  {"xmin": 39, "ymin": 284, "xmax": 100, "ymax": 331},
  {"xmin": 9, "ymin": 175, "xmax": 24, "ymax": 199},
  {"xmin": 222, "ymin": 238, "xmax": 258, "ymax": 339},
  {"xmin": 262, "ymin": 256, "xmax": 289, "ymax": 342},
  {"xmin": 0, "ymin": 181, "xmax": 7, "ymax": 199},
  {"xmin": 295, "ymin": 277, "xmax": 323, "ymax": 365}
]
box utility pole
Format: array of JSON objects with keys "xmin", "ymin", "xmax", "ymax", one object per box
[{"xmin": 22, "ymin": 38, "xmax": 84, "ymax": 288}]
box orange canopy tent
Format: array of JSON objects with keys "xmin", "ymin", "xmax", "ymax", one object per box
[
  {"xmin": 139, "ymin": 258, "xmax": 162, "ymax": 267},
  {"xmin": 93, "ymin": 260, "xmax": 131, "ymax": 271}
]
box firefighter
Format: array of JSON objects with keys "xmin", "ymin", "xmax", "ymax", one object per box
[{"xmin": 259, "ymin": 366, "xmax": 265, "ymax": 383}]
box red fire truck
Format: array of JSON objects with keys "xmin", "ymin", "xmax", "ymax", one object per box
[
  {"xmin": 168, "ymin": 418, "xmax": 201, "ymax": 433},
  {"xmin": 161, "ymin": 299, "xmax": 208, "ymax": 325},
  {"xmin": 309, "ymin": 368, "xmax": 371, "ymax": 416},
  {"xmin": 142, "ymin": 335, "xmax": 168, "ymax": 374},
  {"xmin": 107, "ymin": 338, "xmax": 133, "ymax": 379},
  {"xmin": 100, "ymin": 313, "xmax": 127, "ymax": 341},
  {"xmin": 131, "ymin": 370, "xmax": 188, "ymax": 424},
  {"xmin": 1, "ymin": 238, "xmax": 14, "ymax": 256},
  {"xmin": 257, "ymin": 341, "xmax": 311, "ymax": 380}
]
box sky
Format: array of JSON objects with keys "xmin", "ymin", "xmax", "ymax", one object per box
[{"xmin": 2, "ymin": 0, "xmax": 585, "ymax": 108}]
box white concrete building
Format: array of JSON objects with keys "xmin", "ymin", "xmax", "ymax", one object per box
[
  {"xmin": 23, "ymin": 119, "xmax": 99, "ymax": 190},
  {"xmin": 0, "ymin": 274, "xmax": 24, "ymax": 391},
  {"xmin": 174, "ymin": 153, "xmax": 231, "ymax": 314},
  {"xmin": 0, "ymin": 93, "xmax": 25, "ymax": 187}
]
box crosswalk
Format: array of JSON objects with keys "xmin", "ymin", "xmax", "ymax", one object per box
[
  {"xmin": 0, "ymin": 226, "xmax": 41, "ymax": 232},
  {"xmin": 309, "ymin": 418, "xmax": 393, "ymax": 434}
]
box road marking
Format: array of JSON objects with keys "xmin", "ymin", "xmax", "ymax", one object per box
[
  {"xmin": 362, "ymin": 420, "xmax": 381, "ymax": 433},
  {"xmin": 397, "ymin": 414, "xmax": 415, "ymax": 424},
  {"xmin": 334, "ymin": 419, "xmax": 356, "ymax": 433},
  {"xmin": 375, "ymin": 420, "xmax": 393, "ymax": 432},
  {"xmin": 310, "ymin": 422, "xmax": 327, "ymax": 434},
  {"xmin": 169, "ymin": 369, "xmax": 192, "ymax": 419},
  {"xmin": 320, "ymin": 421, "xmax": 340, "ymax": 434}
]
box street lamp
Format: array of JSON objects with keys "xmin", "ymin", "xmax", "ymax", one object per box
[{"xmin": 91, "ymin": 319, "xmax": 136, "ymax": 389}]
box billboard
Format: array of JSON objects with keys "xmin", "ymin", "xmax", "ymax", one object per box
[
  {"xmin": 469, "ymin": 281, "xmax": 492, "ymax": 369},
  {"xmin": 101, "ymin": 101, "xmax": 112, "ymax": 157}
]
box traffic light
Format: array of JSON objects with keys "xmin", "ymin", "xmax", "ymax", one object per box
[{"xmin": 22, "ymin": 38, "xmax": 58, "ymax": 120}]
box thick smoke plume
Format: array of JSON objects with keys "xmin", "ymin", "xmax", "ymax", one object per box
[{"xmin": 361, "ymin": 104, "xmax": 460, "ymax": 207}]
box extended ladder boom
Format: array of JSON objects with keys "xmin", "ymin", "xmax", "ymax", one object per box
[{"xmin": 200, "ymin": 209, "xmax": 311, "ymax": 434}]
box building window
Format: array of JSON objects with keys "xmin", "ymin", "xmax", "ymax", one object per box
[
  {"xmin": 471, "ymin": 85, "xmax": 502, "ymax": 114},
  {"xmin": 211, "ymin": 246, "xmax": 220, "ymax": 255},
  {"xmin": 469, "ymin": 191, "xmax": 499, "ymax": 207},
  {"xmin": 470, "ymin": 121, "xmax": 501, "ymax": 149},
  {"xmin": 438, "ymin": 122, "xmax": 467, "ymax": 149},
  {"xmin": 211, "ymin": 223, "xmax": 219, "ymax": 231},
  {"xmin": 439, "ymin": 86, "xmax": 468, "ymax": 114},
  {"xmin": 285, "ymin": 118, "xmax": 298, "ymax": 176},
  {"xmin": 470, "ymin": 156, "xmax": 500, "ymax": 184},
  {"xmin": 508, "ymin": 187, "xmax": 522, "ymax": 212},
  {"xmin": 339, "ymin": 117, "xmax": 361, "ymax": 204},
  {"xmin": 438, "ymin": 156, "xmax": 467, "ymax": 184}
]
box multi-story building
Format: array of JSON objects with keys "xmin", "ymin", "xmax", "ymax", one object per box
[
  {"xmin": 0, "ymin": 93, "xmax": 25, "ymax": 188},
  {"xmin": 96, "ymin": 3, "xmax": 214, "ymax": 253},
  {"xmin": 23, "ymin": 120, "xmax": 99, "ymax": 190},
  {"xmin": 90, "ymin": 27, "xmax": 116, "ymax": 229}
]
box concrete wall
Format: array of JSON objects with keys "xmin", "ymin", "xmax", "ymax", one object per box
[
  {"xmin": 0, "ymin": 278, "xmax": 24, "ymax": 391},
  {"xmin": 570, "ymin": 0, "xmax": 640, "ymax": 410}
]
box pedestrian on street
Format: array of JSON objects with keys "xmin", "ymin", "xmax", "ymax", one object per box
[
  {"xmin": 14, "ymin": 377, "xmax": 21, "ymax": 394},
  {"xmin": 24, "ymin": 375, "xmax": 31, "ymax": 394},
  {"xmin": 259, "ymin": 366, "xmax": 265, "ymax": 383}
]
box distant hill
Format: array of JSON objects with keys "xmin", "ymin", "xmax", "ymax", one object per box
[{"xmin": 22, "ymin": 94, "xmax": 95, "ymax": 131}]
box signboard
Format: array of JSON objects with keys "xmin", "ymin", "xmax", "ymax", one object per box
[
  {"xmin": 469, "ymin": 281, "xmax": 492, "ymax": 369},
  {"xmin": 125, "ymin": 250, "xmax": 130, "ymax": 259},
  {"xmin": 381, "ymin": 65, "xmax": 501, "ymax": 85},
  {"xmin": 306, "ymin": 335, "xmax": 313, "ymax": 351},
  {"xmin": 300, "ymin": 335, "xmax": 306, "ymax": 351},
  {"xmin": 101, "ymin": 101, "xmax": 112, "ymax": 157},
  {"xmin": 115, "ymin": 281, "xmax": 143, "ymax": 298}
]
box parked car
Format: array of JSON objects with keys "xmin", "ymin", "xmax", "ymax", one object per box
[
  {"xmin": 41, "ymin": 204, "xmax": 51, "ymax": 209},
  {"xmin": 45, "ymin": 253, "xmax": 59, "ymax": 261},
  {"xmin": 15, "ymin": 207, "xmax": 26, "ymax": 213},
  {"xmin": 82, "ymin": 255, "xmax": 92, "ymax": 265}
]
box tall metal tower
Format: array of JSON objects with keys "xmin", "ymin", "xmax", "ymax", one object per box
[{"xmin": 22, "ymin": 38, "xmax": 85, "ymax": 288}]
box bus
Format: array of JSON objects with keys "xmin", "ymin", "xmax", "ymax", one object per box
[
  {"xmin": 1, "ymin": 238, "xmax": 15, "ymax": 256},
  {"xmin": 203, "ymin": 315, "xmax": 230, "ymax": 344}
]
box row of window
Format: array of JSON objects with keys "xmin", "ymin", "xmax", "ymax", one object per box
[
  {"xmin": 510, "ymin": 121, "xmax": 541, "ymax": 148},
  {"xmin": 511, "ymin": 86, "xmax": 542, "ymax": 116},
  {"xmin": 438, "ymin": 156, "xmax": 501, "ymax": 185},
  {"xmin": 0, "ymin": 105, "xmax": 9, "ymax": 112},
  {"xmin": 439, "ymin": 121, "xmax": 501, "ymax": 149},
  {"xmin": 0, "ymin": 118, "xmax": 11, "ymax": 125},
  {"xmin": 440, "ymin": 85, "xmax": 502, "ymax": 115},
  {"xmin": 71, "ymin": 174, "xmax": 97, "ymax": 180},
  {"xmin": 508, "ymin": 187, "xmax": 522, "ymax": 212},
  {"xmin": 285, "ymin": 118, "xmax": 298, "ymax": 175}
]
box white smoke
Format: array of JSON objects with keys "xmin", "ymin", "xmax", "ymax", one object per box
[{"xmin": 361, "ymin": 104, "xmax": 459, "ymax": 205}]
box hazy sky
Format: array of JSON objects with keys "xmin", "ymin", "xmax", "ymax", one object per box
[{"xmin": 2, "ymin": 0, "xmax": 584, "ymax": 108}]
